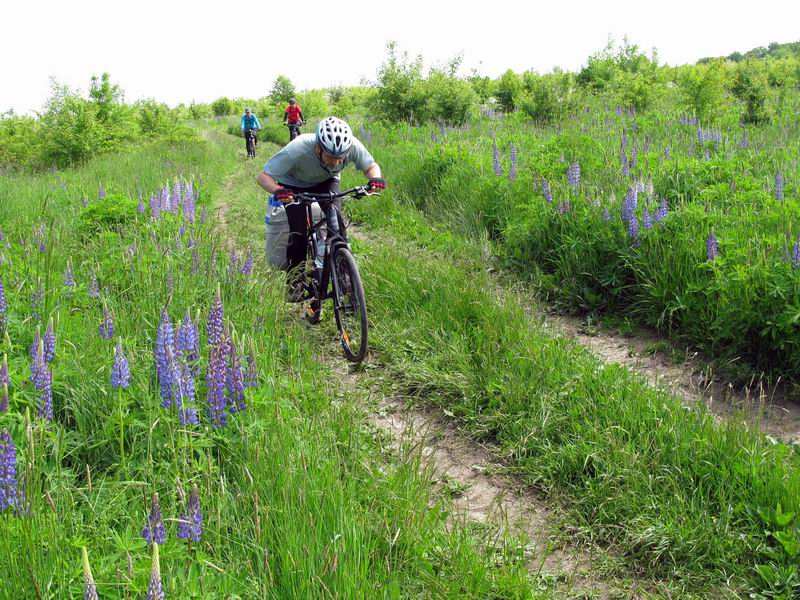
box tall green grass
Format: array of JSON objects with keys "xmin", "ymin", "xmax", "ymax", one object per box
[
  {"xmin": 0, "ymin": 131, "xmax": 543, "ymax": 598},
  {"xmin": 353, "ymin": 97, "xmax": 800, "ymax": 386},
  {"xmin": 345, "ymin": 182, "xmax": 800, "ymax": 597}
]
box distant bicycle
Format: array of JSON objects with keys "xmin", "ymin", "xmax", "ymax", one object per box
[
  {"xmin": 287, "ymin": 121, "xmax": 303, "ymax": 142},
  {"xmin": 289, "ymin": 185, "xmax": 374, "ymax": 362},
  {"xmin": 244, "ymin": 128, "xmax": 259, "ymax": 158}
]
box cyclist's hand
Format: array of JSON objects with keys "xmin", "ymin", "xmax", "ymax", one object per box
[
  {"xmin": 274, "ymin": 188, "xmax": 294, "ymax": 203},
  {"xmin": 366, "ymin": 177, "xmax": 387, "ymax": 193}
]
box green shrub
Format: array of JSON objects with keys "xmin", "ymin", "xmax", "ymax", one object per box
[
  {"xmin": 78, "ymin": 193, "xmax": 139, "ymax": 235},
  {"xmin": 211, "ymin": 96, "xmax": 235, "ymax": 117},
  {"xmin": 732, "ymin": 60, "xmax": 771, "ymax": 124}
]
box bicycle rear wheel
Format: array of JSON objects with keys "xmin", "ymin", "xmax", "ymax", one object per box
[{"xmin": 330, "ymin": 247, "xmax": 368, "ymax": 363}]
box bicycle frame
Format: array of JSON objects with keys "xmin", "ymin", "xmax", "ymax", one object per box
[{"xmin": 303, "ymin": 201, "xmax": 349, "ymax": 305}]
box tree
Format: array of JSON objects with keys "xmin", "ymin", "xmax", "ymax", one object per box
[
  {"xmin": 89, "ymin": 73, "xmax": 124, "ymax": 123},
  {"xmin": 494, "ymin": 69, "xmax": 523, "ymax": 112},
  {"xmin": 270, "ymin": 76, "xmax": 296, "ymax": 104}
]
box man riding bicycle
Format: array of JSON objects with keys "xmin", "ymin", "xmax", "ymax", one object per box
[
  {"xmin": 282, "ymin": 98, "xmax": 305, "ymax": 142},
  {"xmin": 241, "ymin": 108, "xmax": 262, "ymax": 157},
  {"xmin": 256, "ymin": 116, "xmax": 386, "ymax": 321}
]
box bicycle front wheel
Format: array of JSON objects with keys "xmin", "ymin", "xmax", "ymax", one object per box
[{"xmin": 330, "ymin": 247, "xmax": 368, "ymax": 363}]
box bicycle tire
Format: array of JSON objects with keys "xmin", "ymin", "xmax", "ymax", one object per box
[{"xmin": 330, "ymin": 247, "xmax": 368, "ymax": 363}]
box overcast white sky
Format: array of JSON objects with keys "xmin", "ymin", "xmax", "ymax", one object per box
[{"xmin": 2, "ymin": 0, "xmax": 798, "ymax": 114}]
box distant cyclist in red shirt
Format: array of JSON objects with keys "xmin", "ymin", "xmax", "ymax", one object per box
[{"xmin": 283, "ymin": 98, "xmax": 305, "ymax": 142}]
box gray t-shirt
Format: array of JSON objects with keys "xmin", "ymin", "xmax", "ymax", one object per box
[{"xmin": 263, "ymin": 133, "xmax": 375, "ymax": 188}]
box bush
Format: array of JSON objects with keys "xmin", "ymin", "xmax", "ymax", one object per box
[
  {"xmin": 519, "ymin": 72, "xmax": 580, "ymax": 123},
  {"xmin": 494, "ymin": 69, "xmax": 523, "ymax": 112},
  {"xmin": 731, "ymin": 60, "xmax": 771, "ymax": 124},
  {"xmin": 211, "ymin": 96, "xmax": 235, "ymax": 117},
  {"xmin": 678, "ymin": 60, "xmax": 730, "ymax": 123},
  {"xmin": 78, "ymin": 193, "xmax": 139, "ymax": 236},
  {"xmin": 0, "ymin": 115, "xmax": 41, "ymax": 170},
  {"xmin": 270, "ymin": 76, "xmax": 296, "ymax": 104}
]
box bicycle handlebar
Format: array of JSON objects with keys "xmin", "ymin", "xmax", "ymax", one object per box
[{"xmin": 289, "ymin": 186, "xmax": 380, "ymax": 204}]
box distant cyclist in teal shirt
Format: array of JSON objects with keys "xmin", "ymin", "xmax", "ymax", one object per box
[
  {"xmin": 241, "ymin": 108, "xmax": 262, "ymax": 157},
  {"xmin": 240, "ymin": 108, "xmax": 261, "ymax": 131}
]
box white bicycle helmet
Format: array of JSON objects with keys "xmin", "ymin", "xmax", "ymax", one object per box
[{"xmin": 316, "ymin": 117, "xmax": 353, "ymax": 157}]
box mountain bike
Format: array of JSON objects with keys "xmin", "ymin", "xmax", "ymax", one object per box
[
  {"xmin": 286, "ymin": 121, "xmax": 303, "ymax": 142},
  {"xmin": 289, "ymin": 186, "xmax": 374, "ymax": 363},
  {"xmin": 244, "ymin": 128, "xmax": 258, "ymax": 158}
]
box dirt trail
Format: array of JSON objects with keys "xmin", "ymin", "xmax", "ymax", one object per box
[
  {"xmin": 544, "ymin": 313, "xmax": 800, "ymax": 444},
  {"xmin": 324, "ymin": 357, "xmax": 625, "ymax": 598}
]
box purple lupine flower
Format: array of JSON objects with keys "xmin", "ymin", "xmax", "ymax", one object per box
[
  {"xmin": 228, "ymin": 249, "xmax": 239, "ymax": 277},
  {"xmin": 142, "ymin": 492, "xmax": 166, "ymax": 545},
  {"xmin": 29, "ymin": 327, "xmax": 42, "ymax": 360},
  {"xmin": 63, "ymin": 261, "xmax": 76, "ymax": 290},
  {"xmin": 643, "ymin": 136, "xmax": 650, "ymax": 154},
  {"xmin": 99, "ymin": 308, "xmax": 114, "ymax": 341},
  {"xmin": 654, "ymin": 198, "xmax": 669, "ymax": 223},
  {"xmin": 88, "ymin": 271, "xmax": 100, "ymax": 299},
  {"xmin": 1, "ymin": 354, "xmax": 8, "ymax": 387},
  {"xmin": 245, "ymin": 354, "xmax": 257, "ymax": 388},
  {"xmin": 0, "ymin": 278, "xmax": 6, "ymax": 330},
  {"xmin": 621, "ymin": 128, "xmax": 628, "ymax": 151},
  {"xmin": 224, "ymin": 332, "xmax": 246, "ymax": 414},
  {"xmin": 138, "ymin": 196, "xmax": 146, "ymax": 214},
  {"xmin": 0, "ymin": 429, "xmax": 18, "ymax": 512},
  {"xmin": 147, "ymin": 543, "xmax": 165, "ymax": 600},
  {"xmin": 642, "ymin": 208, "xmax": 652, "ymax": 230},
  {"xmin": 44, "ymin": 318, "xmax": 56, "ymax": 363},
  {"xmin": 165, "ymin": 271, "xmax": 174, "ymax": 296},
  {"xmin": 630, "ymin": 140, "xmax": 638, "ymax": 169},
  {"xmin": 112, "ymin": 338, "xmax": 131, "ymax": 389},
  {"xmin": 664, "ymin": 146, "xmax": 671, "ymax": 160},
  {"xmin": 177, "ymin": 358, "xmax": 198, "ymax": 427},
  {"xmin": 707, "ymin": 228, "xmax": 719, "ymax": 261},
  {"xmin": 602, "ymin": 207, "xmax": 611, "ymax": 222},
  {"xmin": 177, "ymin": 485, "xmax": 203, "ymax": 543},
  {"xmin": 0, "ymin": 383, "xmax": 7, "ymax": 414},
  {"xmin": 775, "ymin": 171, "xmax": 784, "ymax": 203},
  {"xmin": 0, "ymin": 227, "xmax": 4, "ymax": 242},
  {"xmin": 739, "ymin": 133, "xmax": 749, "ymax": 149},
  {"xmin": 508, "ymin": 145, "xmax": 518, "ymax": 181},
  {"xmin": 176, "ymin": 309, "xmax": 199, "ymax": 362},
  {"xmin": 492, "ymin": 142, "xmax": 502, "ymax": 176},
  {"xmin": 31, "ymin": 283, "xmax": 43, "ymax": 322},
  {"xmin": 183, "ymin": 186, "xmax": 195, "ymax": 223},
  {"xmin": 542, "ymin": 179, "xmax": 552, "ymax": 203},
  {"xmin": 39, "ymin": 238, "xmax": 46, "ymax": 253},
  {"xmin": 150, "ymin": 195, "xmax": 161, "ymax": 221},
  {"xmin": 98, "ymin": 185, "xmax": 106, "ymax": 200},
  {"xmin": 558, "ymin": 201, "xmax": 570, "ymax": 214},
  {"xmin": 200, "ymin": 206, "xmax": 207, "ymax": 225},
  {"xmin": 30, "ymin": 342, "xmax": 52, "ymax": 421},
  {"xmin": 154, "ymin": 309, "xmax": 175, "ymax": 408},
  {"xmin": 241, "ymin": 249, "xmax": 253, "ymax": 276},
  {"xmin": 567, "ymin": 162, "xmax": 580, "ymax": 188},
  {"xmin": 160, "ymin": 187, "xmax": 170, "ymax": 213},
  {"xmin": 81, "ymin": 197, "xmax": 89, "ymax": 208},
  {"xmin": 792, "ymin": 236, "xmax": 800, "ymax": 271},
  {"xmin": 622, "ymin": 187, "xmax": 638, "ymax": 223},
  {"xmin": 628, "ymin": 215, "xmax": 640, "ymax": 246},
  {"xmin": 207, "ymin": 286, "xmax": 224, "ymax": 349},
  {"xmin": 82, "ymin": 547, "xmax": 99, "ymax": 600},
  {"xmin": 206, "ymin": 340, "xmax": 229, "ymax": 428}
]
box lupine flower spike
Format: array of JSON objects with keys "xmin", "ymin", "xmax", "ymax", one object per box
[
  {"xmin": 112, "ymin": 338, "xmax": 131, "ymax": 389},
  {"xmin": 207, "ymin": 284, "xmax": 224, "ymax": 349},
  {"xmin": 177, "ymin": 484, "xmax": 203, "ymax": 543},
  {"xmin": 63, "ymin": 261, "xmax": 76, "ymax": 290},
  {"xmin": 0, "ymin": 354, "xmax": 8, "ymax": 387},
  {"xmin": 492, "ymin": 142, "xmax": 502, "ymax": 176},
  {"xmin": 1, "ymin": 384, "xmax": 8, "ymax": 414},
  {"xmin": 147, "ymin": 543, "xmax": 165, "ymax": 600},
  {"xmin": 0, "ymin": 277, "xmax": 6, "ymax": 330},
  {"xmin": 44, "ymin": 318, "xmax": 56, "ymax": 363},
  {"xmin": 0, "ymin": 429, "xmax": 18, "ymax": 512},
  {"xmin": 142, "ymin": 492, "xmax": 166, "ymax": 545},
  {"xmin": 99, "ymin": 307, "xmax": 114, "ymax": 340},
  {"xmin": 81, "ymin": 547, "xmax": 99, "ymax": 600},
  {"xmin": 31, "ymin": 340, "xmax": 53, "ymax": 421},
  {"xmin": 707, "ymin": 228, "xmax": 719, "ymax": 261},
  {"xmin": 792, "ymin": 235, "xmax": 800, "ymax": 271}
]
